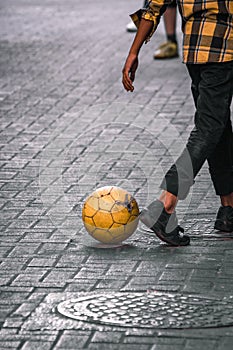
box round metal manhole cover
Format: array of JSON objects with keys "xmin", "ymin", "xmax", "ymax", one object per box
[{"xmin": 57, "ymin": 292, "xmax": 233, "ymax": 328}]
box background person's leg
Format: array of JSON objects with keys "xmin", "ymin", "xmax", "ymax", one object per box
[
  {"xmin": 164, "ymin": 5, "xmax": 177, "ymax": 44},
  {"xmin": 154, "ymin": 1, "xmax": 178, "ymax": 59}
]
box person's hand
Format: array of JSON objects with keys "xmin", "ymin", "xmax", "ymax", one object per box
[{"xmin": 122, "ymin": 53, "xmax": 138, "ymax": 92}]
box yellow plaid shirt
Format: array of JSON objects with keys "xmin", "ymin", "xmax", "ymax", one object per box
[{"xmin": 131, "ymin": 0, "xmax": 233, "ymax": 63}]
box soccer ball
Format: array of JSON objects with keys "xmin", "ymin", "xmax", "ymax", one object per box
[{"xmin": 82, "ymin": 186, "xmax": 139, "ymax": 244}]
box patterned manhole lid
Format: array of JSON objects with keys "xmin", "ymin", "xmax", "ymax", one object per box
[{"xmin": 57, "ymin": 292, "xmax": 233, "ymax": 328}]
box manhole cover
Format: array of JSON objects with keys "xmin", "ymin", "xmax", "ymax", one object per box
[{"xmin": 57, "ymin": 292, "xmax": 233, "ymax": 328}]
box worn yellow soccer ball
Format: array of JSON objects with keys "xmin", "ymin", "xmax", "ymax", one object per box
[{"xmin": 82, "ymin": 186, "xmax": 140, "ymax": 244}]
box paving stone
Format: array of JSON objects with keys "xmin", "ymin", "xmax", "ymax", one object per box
[
  {"xmin": 91, "ymin": 331, "xmax": 122, "ymax": 343},
  {"xmin": 55, "ymin": 330, "xmax": 91, "ymax": 349},
  {"xmin": 185, "ymin": 338, "xmax": 218, "ymax": 350},
  {"xmin": 217, "ymin": 337, "xmax": 233, "ymax": 350},
  {"xmin": 0, "ymin": 341, "xmax": 22, "ymax": 348},
  {"xmin": 21, "ymin": 341, "xmax": 54, "ymax": 350}
]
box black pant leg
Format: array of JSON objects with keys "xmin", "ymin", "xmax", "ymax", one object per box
[
  {"xmin": 160, "ymin": 61, "xmax": 233, "ymax": 199},
  {"xmin": 207, "ymin": 118, "xmax": 233, "ymax": 195}
]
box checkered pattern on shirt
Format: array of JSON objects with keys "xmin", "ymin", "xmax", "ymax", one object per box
[{"xmin": 130, "ymin": 0, "xmax": 233, "ymax": 64}]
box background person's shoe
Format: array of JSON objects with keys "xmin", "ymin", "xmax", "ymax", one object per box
[
  {"xmin": 140, "ymin": 200, "xmax": 190, "ymax": 246},
  {"xmin": 153, "ymin": 41, "xmax": 178, "ymax": 59},
  {"xmin": 214, "ymin": 206, "xmax": 233, "ymax": 232},
  {"xmin": 126, "ymin": 21, "xmax": 137, "ymax": 32}
]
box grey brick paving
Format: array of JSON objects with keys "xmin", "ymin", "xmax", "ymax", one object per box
[{"xmin": 1, "ymin": 0, "xmax": 233, "ymax": 349}]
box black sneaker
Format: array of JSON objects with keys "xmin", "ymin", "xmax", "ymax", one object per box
[
  {"xmin": 214, "ymin": 206, "xmax": 233, "ymax": 232},
  {"xmin": 140, "ymin": 200, "xmax": 190, "ymax": 246}
]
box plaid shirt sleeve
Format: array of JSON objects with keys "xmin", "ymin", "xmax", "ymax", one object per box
[
  {"xmin": 130, "ymin": 0, "xmax": 173, "ymax": 43},
  {"xmin": 130, "ymin": 0, "xmax": 233, "ymax": 64}
]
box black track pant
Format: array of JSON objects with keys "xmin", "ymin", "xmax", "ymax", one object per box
[{"xmin": 161, "ymin": 60, "xmax": 233, "ymax": 199}]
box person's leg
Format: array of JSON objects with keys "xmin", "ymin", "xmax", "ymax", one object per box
[
  {"xmin": 207, "ymin": 100, "xmax": 233, "ymax": 231},
  {"xmin": 159, "ymin": 65, "xmax": 202, "ymax": 213},
  {"xmin": 221, "ymin": 192, "xmax": 233, "ymax": 206},
  {"xmin": 164, "ymin": 5, "xmax": 177, "ymax": 44},
  {"xmin": 153, "ymin": 1, "xmax": 178, "ymax": 59},
  {"xmin": 184, "ymin": 63, "xmax": 233, "ymax": 208},
  {"xmin": 141, "ymin": 61, "xmax": 233, "ymax": 244},
  {"xmin": 161, "ymin": 61, "xmax": 233, "ymax": 224},
  {"xmin": 161, "ymin": 61, "xmax": 233, "ymax": 202}
]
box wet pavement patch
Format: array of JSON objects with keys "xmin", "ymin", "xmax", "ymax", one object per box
[{"xmin": 57, "ymin": 292, "xmax": 233, "ymax": 329}]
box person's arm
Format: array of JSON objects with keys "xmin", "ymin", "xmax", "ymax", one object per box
[
  {"xmin": 122, "ymin": 19, "xmax": 153, "ymax": 92},
  {"xmin": 122, "ymin": 0, "xmax": 171, "ymax": 92}
]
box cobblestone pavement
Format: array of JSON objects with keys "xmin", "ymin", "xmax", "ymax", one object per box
[{"xmin": 1, "ymin": 0, "xmax": 233, "ymax": 349}]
